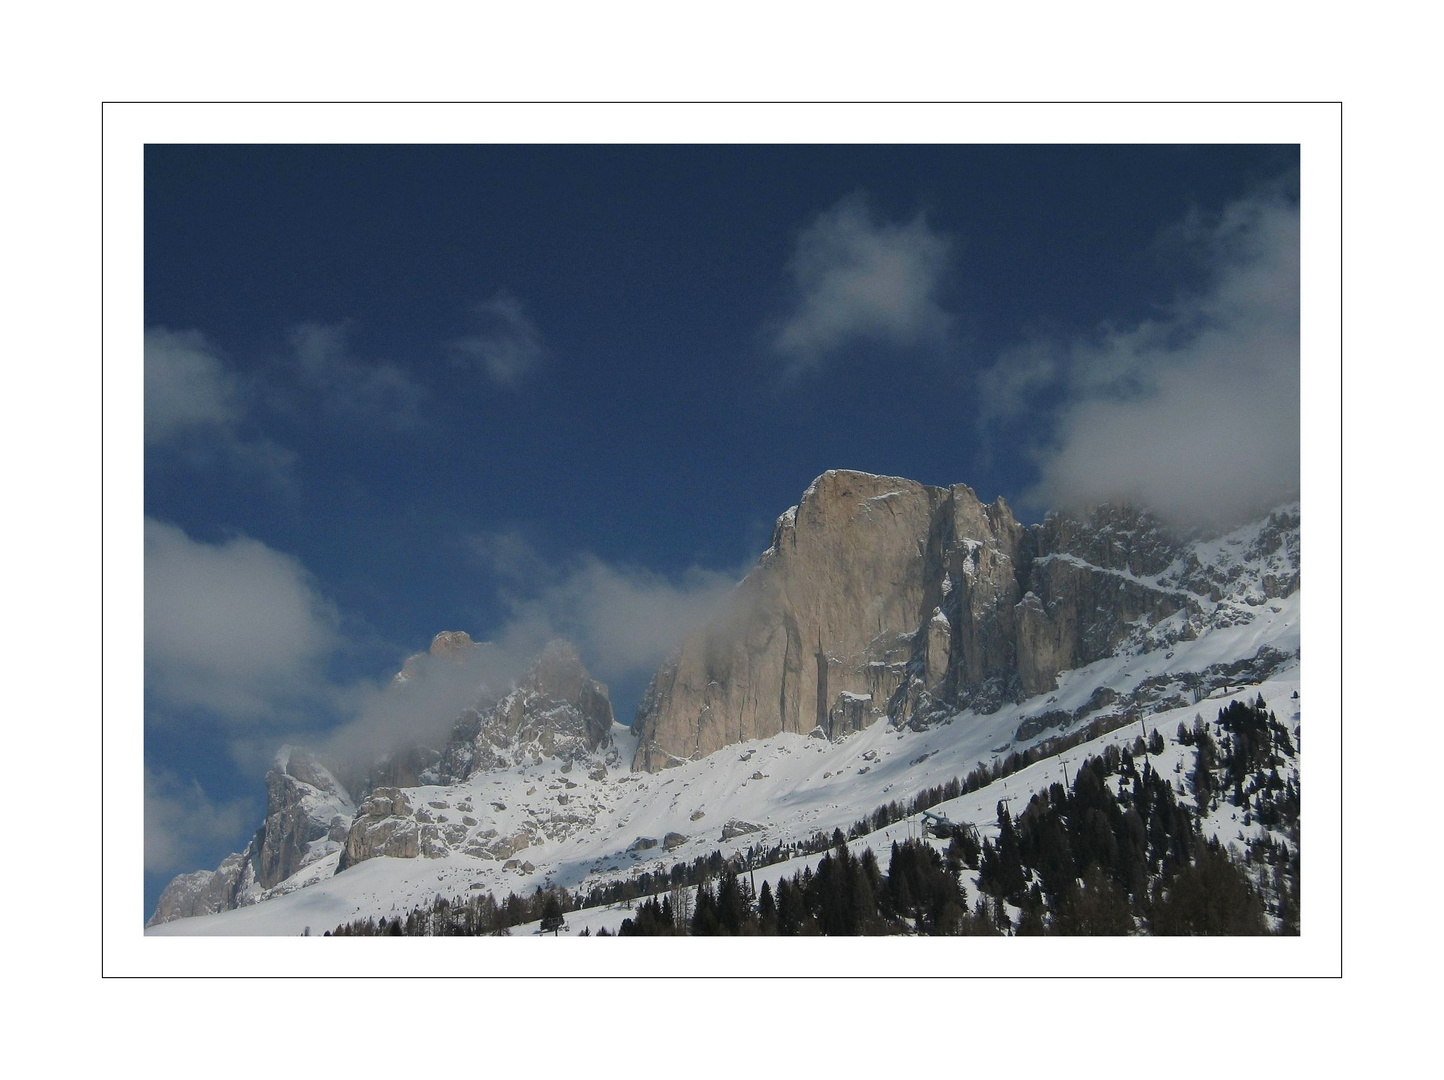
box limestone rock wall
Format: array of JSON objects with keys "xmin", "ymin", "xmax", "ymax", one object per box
[
  {"xmin": 630, "ymin": 470, "xmax": 1268, "ymax": 772},
  {"xmin": 633, "ymin": 471, "xmax": 1034, "ymax": 769},
  {"xmin": 632, "ymin": 472, "xmax": 955, "ymax": 769}
]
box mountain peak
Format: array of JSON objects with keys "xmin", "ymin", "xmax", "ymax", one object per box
[{"xmin": 429, "ymin": 630, "xmax": 478, "ymax": 657}]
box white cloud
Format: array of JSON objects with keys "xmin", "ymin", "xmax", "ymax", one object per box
[
  {"xmin": 979, "ymin": 189, "xmax": 1300, "ymax": 528},
  {"xmin": 451, "ymin": 292, "xmax": 545, "ymax": 386},
  {"xmin": 506, "ymin": 557, "xmax": 738, "ymax": 680},
  {"xmin": 773, "ymin": 194, "xmax": 953, "ymax": 370},
  {"xmin": 144, "ymin": 767, "xmax": 255, "ymax": 873},
  {"xmin": 144, "ymin": 327, "xmax": 242, "ymax": 443},
  {"xmin": 289, "ymin": 321, "xmax": 426, "ymax": 426},
  {"xmin": 144, "ymin": 518, "xmax": 340, "ymax": 722},
  {"xmin": 472, "ymin": 533, "xmax": 739, "ymax": 682}
]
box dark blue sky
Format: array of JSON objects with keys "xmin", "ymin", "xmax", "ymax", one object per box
[{"xmin": 143, "ymin": 143, "xmax": 1299, "ymax": 915}]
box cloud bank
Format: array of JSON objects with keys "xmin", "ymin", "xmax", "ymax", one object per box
[
  {"xmin": 316, "ymin": 643, "xmax": 524, "ymax": 770},
  {"xmin": 450, "ymin": 292, "xmax": 546, "ymax": 387},
  {"xmin": 144, "ymin": 518, "xmax": 340, "ymax": 722},
  {"xmin": 979, "ymin": 188, "xmax": 1300, "ymax": 528},
  {"xmin": 773, "ymin": 194, "xmax": 953, "ymax": 371},
  {"xmin": 143, "ymin": 512, "xmax": 739, "ymax": 781}
]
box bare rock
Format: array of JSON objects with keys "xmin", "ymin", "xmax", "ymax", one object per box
[
  {"xmin": 720, "ymin": 819, "xmax": 764, "ymax": 840},
  {"xmin": 339, "ymin": 786, "xmax": 420, "ymax": 869},
  {"xmin": 630, "ymin": 471, "xmax": 1279, "ymax": 770},
  {"xmin": 255, "ymin": 747, "xmax": 355, "ymax": 889}
]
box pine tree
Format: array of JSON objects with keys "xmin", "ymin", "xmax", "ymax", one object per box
[{"xmin": 758, "ymin": 880, "xmax": 778, "ymax": 934}]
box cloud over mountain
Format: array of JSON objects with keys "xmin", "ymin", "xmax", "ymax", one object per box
[
  {"xmin": 979, "ymin": 187, "xmax": 1300, "ymax": 527},
  {"xmin": 471, "ymin": 531, "xmax": 740, "ymax": 683}
]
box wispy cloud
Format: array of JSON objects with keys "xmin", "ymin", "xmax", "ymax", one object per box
[
  {"xmin": 289, "ymin": 321, "xmax": 427, "ymax": 427},
  {"xmin": 145, "ymin": 327, "xmax": 298, "ymax": 487},
  {"xmin": 470, "ymin": 531, "xmax": 740, "ymax": 682},
  {"xmin": 144, "ymin": 767, "xmax": 256, "ymax": 874},
  {"xmin": 450, "ymin": 292, "xmax": 545, "ymax": 387},
  {"xmin": 772, "ymin": 194, "xmax": 953, "ymax": 372},
  {"xmin": 144, "ymin": 518, "xmax": 340, "ymax": 723},
  {"xmin": 977, "ymin": 186, "xmax": 1300, "ymax": 528},
  {"xmin": 317, "ymin": 642, "xmax": 525, "ymax": 769}
]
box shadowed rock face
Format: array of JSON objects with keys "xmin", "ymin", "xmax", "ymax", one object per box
[
  {"xmin": 630, "ymin": 470, "xmax": 1292, "ymax": 772},
  {"xmin": 256, "ymin": 749, "xmax": 354, "ymax": 888}
]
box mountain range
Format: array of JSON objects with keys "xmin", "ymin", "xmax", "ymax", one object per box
[{"xmin": 147, "ymin": 470, "xmax": 1300, "ymax": 935}]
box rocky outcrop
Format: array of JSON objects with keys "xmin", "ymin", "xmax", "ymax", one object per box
[
  {"xmin": 394, "ymin": 628, "xmax": 481, "ymax": 684},
  {"xmin": 330, "ymin": 641, "xmax": 618, "ymax": 873},
  {"xmin": 720, "ymin": 819, "xmax": 764, "ymax": 841},
  {"xmin": 150, "ymin": 639, "xmax": 620, "ymax": 917},
  {"xmin": 632, "ymin": 470, "xmax": 1299, "ymax": 771},
  {"xmin": 438, "ymin": 639, "xmax": 614, "ymax": 781},
  {"xmin": 338, "ymin": 788, "xmax": 419, "ymax": 869}
]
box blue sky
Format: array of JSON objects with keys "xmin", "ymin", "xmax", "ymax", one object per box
[{"xmin": 143, "ymin": 143, "xmax": 1299, "ymax": 915}]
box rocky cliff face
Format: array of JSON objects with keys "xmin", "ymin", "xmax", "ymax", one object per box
[
  {"xmin": 146, "ymin": 849, "xmax": 259, "ymax": 928},
  {"xmin": 255, "ymin": 748, "xmax": 355, "ymax": 887},
  {"xmin": 147, "ymin": 747, "xmax": 353, "ymax": 926},
  {"xmin": 631, "ymin": 470, "xmax": 1299, "ymax": 771}
]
